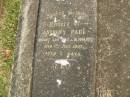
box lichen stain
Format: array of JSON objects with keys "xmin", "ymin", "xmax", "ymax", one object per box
[{"xmin": 97, "ymin": 88, "xmax": 113, "ymax": 97}]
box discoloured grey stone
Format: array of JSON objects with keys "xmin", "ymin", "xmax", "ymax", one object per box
[
  {"xmin": 31, "ymin": 0, "xmax": 97, "ymax": 97},
  {"xmin": 96, "ymin": 0, "xmax": 130, "ymax": 97},
  {"xmin": 9, "ymin": 0, "xmax": 130, "ymax": 97}
]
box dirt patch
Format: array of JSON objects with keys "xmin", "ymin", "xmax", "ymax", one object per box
[{"xmin": 0, "ymin": 0, "xmax": 4, "ymax": 19}]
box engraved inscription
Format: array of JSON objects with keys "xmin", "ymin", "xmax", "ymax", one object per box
[{"xmin": 32, "ymin": 0, "xmax": 96, "ymax": 97}]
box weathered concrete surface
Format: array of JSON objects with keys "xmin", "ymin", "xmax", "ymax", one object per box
[
  {"xmin": 8, "ymin": 0, "xmax": 39, "ymax": 97},
  {"xmin": 96, "ymin": 0, "xmax": 130, "ymax": 97}
]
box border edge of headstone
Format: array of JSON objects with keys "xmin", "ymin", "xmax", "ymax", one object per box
[{"xmin": 8, "ymin": 0, "xmax": 39, "ymax": 97}]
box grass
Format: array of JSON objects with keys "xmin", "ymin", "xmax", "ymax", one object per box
[{"xmin": 0, "ymin": 0, "xmax": 20, "ymax": 97}]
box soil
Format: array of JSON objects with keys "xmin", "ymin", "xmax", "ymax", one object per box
[{"xmin": 0, "ymin": 0, "xmax": 4, "ymax": 19}]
